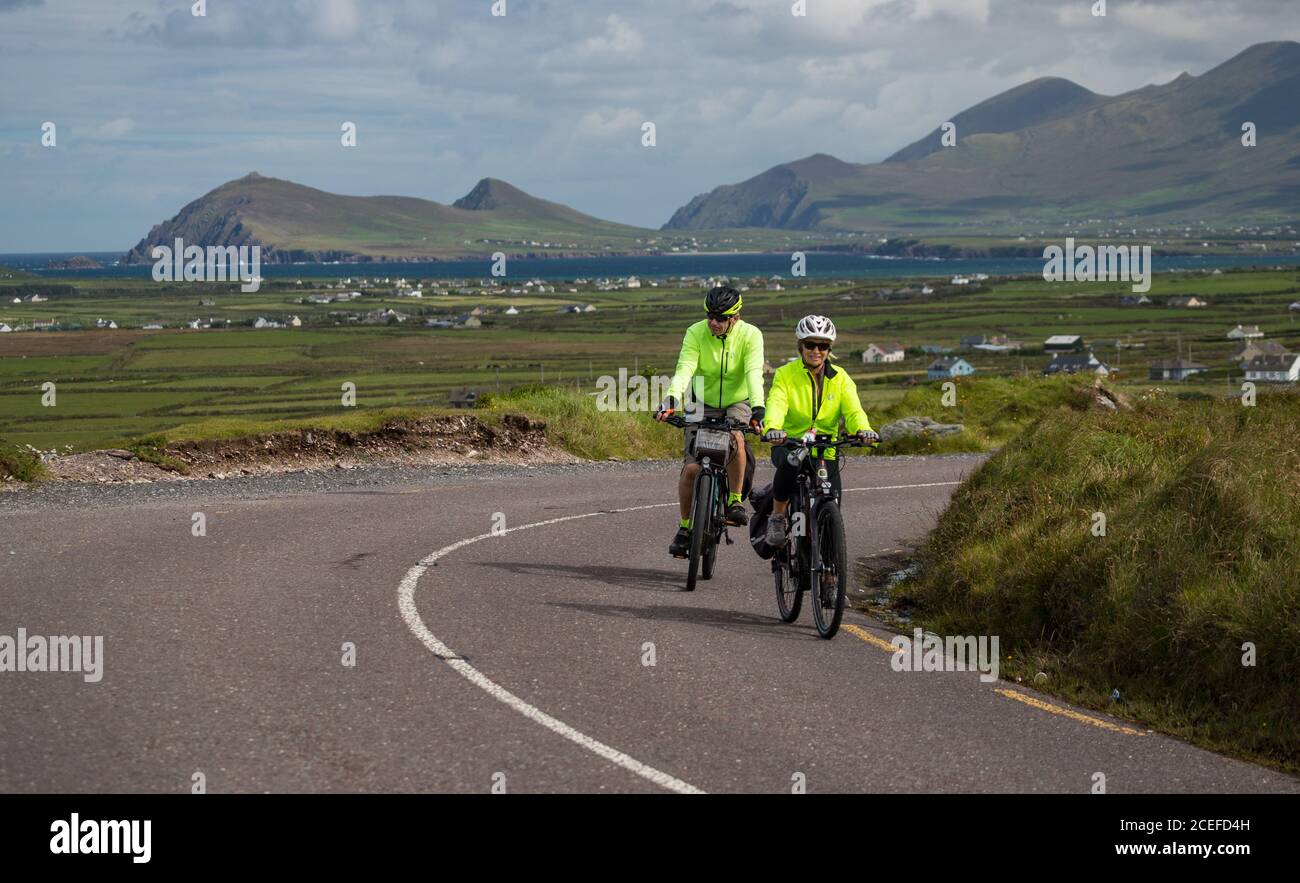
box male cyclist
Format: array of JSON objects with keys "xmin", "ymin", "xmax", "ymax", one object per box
[
  {"xmin": 762, "ymin": 315, "xmax": 878, "ymax": 547},
  {"xmin": 654, "ymin": 285, "xmax": 766, "ymax": 558}
]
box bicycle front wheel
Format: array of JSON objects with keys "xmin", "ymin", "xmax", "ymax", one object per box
[
  {"xmin": 686, "ymin": 472, "xmax": 712, "ymax": 592},
  {"xmin": 811, "ymin": 502, "xmax": 848, "ymax": 638},
  {"xmin": 774, "ymin": 547, "xmax": 801, "ymax": 622}
]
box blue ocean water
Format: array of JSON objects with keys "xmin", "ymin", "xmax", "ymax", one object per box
[{"xmin": 3, "ymin": 251, "xmax": 1299, "ymax": 281}]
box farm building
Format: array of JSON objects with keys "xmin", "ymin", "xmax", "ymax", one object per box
[
  {"xmin": 1044, "ymin": 334, "xmax": 1086, "ymax": 353},
  {"xmin": 1148, "ymin": 359, "xmax": 1206, "ymax": 381}
]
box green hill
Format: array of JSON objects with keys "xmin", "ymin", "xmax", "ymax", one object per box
[{"xmin": 124, "ymin": 172, "xmax": 654, "ymax": 264}]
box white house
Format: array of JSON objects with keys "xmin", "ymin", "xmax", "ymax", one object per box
[
  {"xmin": 290, "ymin": 316, "xmax": 302, "ymax": 327},
  {"xmin": 1289, "ymin": 301, "xmax": 1300, "ymax": 311},
  {"xmin": 625, "ymin": 276, "xmax": 641, "ymax": 289},
  {"xmin": 1245, "ymin": 354, "xmax": 1300, "ymax": 383},
  {"xmin": 504, "ymin": 306, "xmax": 520, "ymax": 315},
  {"xmin": 1044, "ymin": 352, "xmax": 1110, "ymax": 376},
  {"xmin": 1227, "ymin": 324, "xmax": 1264, "ymax": 340},
  {"xmin": 951, "ymin": 276, "xmax": 971, "ymax": 285},
  {"xmin": 862, "ymin": 342, "xmax": 906, "ymax": 364},
  {"xmin": 0, "ymin": 323, "xmax": 12, "ymax": 333}
]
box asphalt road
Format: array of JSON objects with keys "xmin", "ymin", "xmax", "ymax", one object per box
[{"xmin": 2, "ymin": 456, "xmax": 1296, "ymax": 794}]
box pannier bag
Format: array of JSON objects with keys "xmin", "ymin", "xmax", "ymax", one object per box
[{"xmin": 748, "ymin": 481, "xmax": 779, "ymax": 560}]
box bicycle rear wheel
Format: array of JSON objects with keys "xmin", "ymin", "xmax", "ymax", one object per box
[
  {"xmin": 685, "ymin": 472, "xmax": 712, "ymax": 592},
  {"xmin": 811, "ymin": 502, "xmax": 848, "ymax": 638}
]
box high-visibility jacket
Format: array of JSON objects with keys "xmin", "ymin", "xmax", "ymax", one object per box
[
  {"xmin": 666, "ymin": 319, "xmax": 765, "ymax": 409},
  {"xmin": 764, "ymin": 359, "xmax": 873, "ymax": 459}
]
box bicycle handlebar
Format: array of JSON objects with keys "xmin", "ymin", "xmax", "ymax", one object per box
[
  {"xmin": 770, "ymin": 433, "xmax": 877, "ymax": 450},
  {"xmin": 658, "ymin": 410, "xmax": 760, "ymax": 435}
]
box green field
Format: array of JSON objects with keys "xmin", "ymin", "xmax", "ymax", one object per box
[{"xmin": 2, "ymin": 267, "xmax": 1298, "ymax": 452}]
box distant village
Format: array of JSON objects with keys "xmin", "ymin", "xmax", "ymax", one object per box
[{"xmin": 4, "ymin": 270, "xmax": 1298, "ymax": 385}]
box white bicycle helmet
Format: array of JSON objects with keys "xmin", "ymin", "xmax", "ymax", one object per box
[{"xmin": 795, "ymin": 314, "xmax": 837, "ymax": 342}]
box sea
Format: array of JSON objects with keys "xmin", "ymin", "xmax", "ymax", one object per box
[{"xmin": 3, "ymin": 251, "xmax": 1300, "ymax": 282}]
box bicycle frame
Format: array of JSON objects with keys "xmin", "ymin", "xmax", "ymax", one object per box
[
  {"xmin": 776, "ymin": 435, "xmax": 861, "ymax": 580},
  {"xmin": 660, "ymin": 411, "xmax": 757, "ymax": 590}
]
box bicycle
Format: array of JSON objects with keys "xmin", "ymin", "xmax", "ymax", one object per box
[
  {"xmin": 661, "ymin": 411, "xmax": 758, "ymax": 592},
  {"xmin": 768, "ymin": 433, "xmax": 873, "ymax": 639}
]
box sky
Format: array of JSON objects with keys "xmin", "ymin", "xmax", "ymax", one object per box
[{"xmin": 1, "ymin": 0, "xmax": 1297, "ymax": 252}]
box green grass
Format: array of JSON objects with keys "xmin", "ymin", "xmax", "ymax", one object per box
[
  {"xmin": 478, "ymin": 384, "xmax": 682, "ymax": 460},
  {"xmin": 868, "ymin": 374, "xmax": 1105, "ymax": 454},
  {"xmin": 890, "ymin": 386, "xmax": 1300, "ymax": 771},
  {"xmin": 0, "ymin": 435, "xmax": 46, "ymax": 482},
  {"xmin": 3, "ymin": 268, "xmax": 1299, "ymax": 451}
]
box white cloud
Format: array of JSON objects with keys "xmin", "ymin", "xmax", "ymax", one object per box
[
  {"xmin": 93, "ymin": 117, "xmax": 135, "ymax": 139},
  {"xmin": 581, "ymin": 14, "xmax": 645, "ymax": 56},
  {"xmin": 576, "ymin": 107, "xmax": 645, "ymax": 139},
  {"xmin": 913, "ymin": 0, "xmax": 990, "ymax": 24},
  {"xmin": 311, "ymin": 0, "xmax": 360, "ymax": 41}
]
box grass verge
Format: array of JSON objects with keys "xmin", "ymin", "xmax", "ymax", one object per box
[
  {"xmin": 889, "ymin": 386, "xmax": 1300, "ymax": 771},
  {"xmin": 0, "ymin": 435, "xmax": 47, "ymax": 482}
]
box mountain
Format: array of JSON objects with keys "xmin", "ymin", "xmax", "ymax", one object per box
[
  {"xmin": 124, "ymin": 173, "xmax": 650, "ymax": 264},
  {"xmin": 663, "ymin": 41, "xmax": 1300, "ymax": 231},
  {"xmin": 884, "ymin": 77, "xmax": 1104, "ymax": 164}
]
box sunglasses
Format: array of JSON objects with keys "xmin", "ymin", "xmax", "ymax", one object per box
[
  {"xmin": 706, "ymin": 312, "xmax": 731, "ymax": 323},
  {"xmin": 801, "ymin": 341, "xmax": 832, "ymax": 352}
]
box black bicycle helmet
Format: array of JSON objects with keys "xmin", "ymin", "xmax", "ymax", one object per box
[{"xmin": 704, "ymin": 285, "xmax": 743, "ymax": 316}]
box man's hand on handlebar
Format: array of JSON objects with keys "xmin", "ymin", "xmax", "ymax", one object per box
[
  {"xmin": 764, "ymin": 428, "xmax": 787, "ymax": 445},
  {"xmin": 654, "ymin": 396, "xmax": 681, "ymax": 422}
]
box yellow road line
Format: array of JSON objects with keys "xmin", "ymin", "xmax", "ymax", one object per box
[
  {"xmin": 841, "ymin": 623, "xmax": 900, "ymax": 653},
  {"xmin": 995, "ymin": 688, "xmax": 1148, "ymax": 737},
  {"xmin": 840, "ymin": 622, "xmax": 1148, "ymax": 738}
]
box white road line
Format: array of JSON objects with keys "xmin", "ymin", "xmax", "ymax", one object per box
[
  {"xmin": 397, "ymin": 480, "xmax": 964, "ymax": 794},
  {"xmin": 844, "ymin": 481, "xmax": 963, "ymax": 492}
]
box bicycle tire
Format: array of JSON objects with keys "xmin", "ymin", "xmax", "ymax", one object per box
[
  {"xmin": 774, "ymin": 547, "xmax": 801, "ymax": 622},
  {"xmin": 685, "ymin": 471, "xmax": 712, "ymax": 592},
  {"xmin": 701, "ymin": 526, "xmax": 718, "ymax": 580},
  {"xmin": 811, "ymin": 502, "xmax": 848, "ymax": 638}
]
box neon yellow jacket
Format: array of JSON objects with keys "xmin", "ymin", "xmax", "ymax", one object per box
[
  {"xmin": 666, "ymin": 319, "xmax": 765, "ymax": 409},
  {"xmin": 764, "ymin": 360, "xmax": 873, "ymax": 458}
]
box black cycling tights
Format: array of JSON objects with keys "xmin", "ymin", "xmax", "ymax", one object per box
[{"xmin": 770, "ymin": 447, "xmax": 841, "ymax": 503}]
